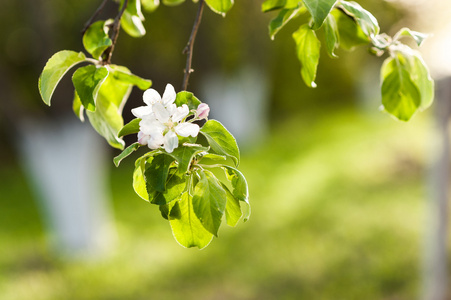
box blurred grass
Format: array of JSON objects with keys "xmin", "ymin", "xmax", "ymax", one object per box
[{"xmin": 0, "ymin": 108, "xmax": 433, "ymax": 299}]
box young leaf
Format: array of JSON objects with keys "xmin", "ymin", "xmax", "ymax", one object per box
[
  {"xmin": 86, "ymin": 72, "xmax": 132, "ymax": 149},
  {"xmin": 293, "ymin": 24, "xmax": 321, "ymax": 88},
  {"xmin": 114, "ymin": 142, "xmax": 141, "ymax": 167},
  {"xmin": 222, "ymin": 184, "xmax": 242, "ymax": 227},
  {"xmin": 192, "ymin": 170, "xmax": 227, "ymax": 236},
  {"xmin": 394, "ymin": 27, "xmax": 429, "ymax": 47},
  {"xmin": 221, "ymin": 165, "xmax": 249, "ymax": 203},
  {"xmin": 302, "ymin": 0, "xmax": 338, "ymax": 30},
  {"xmin": 152, "ymin": 171, "xmax": 187, "ymax": 205},
  {"xmin": 118, "ymin": 118, "xmax": 141, "ymax": 137},
  {"xmin": 409, "ymin": 52, "xmax": 434, "ymax": 110},
  {"xmin": 200, "ymin": 153, "xmax": 227, "ymax": 161},
  {"xmin": 72, "ymin": 65, "xmax": 109, "ymax": 112},
  {"xmin": 170, "ymin": 192, "xmax": 214, "ymax": 249},
  {"xmin": 142, "ymin": 0, "xmax": 160, "ymax": 12},
  {"xmin": 73, "ymin": 92, "xmax": 85, "ymax": 122},
  {"xmin": 83, "ymin": 20, "xmax": 113, "ymax": 60},
  {"xmin": 121, "ymin": 0, "xmax": 146, "ymax": 38},
  {"xmin": 204, "ymin": 0, "xmax": 234, "ymax": 16},
  {"xmin": 262, "ymin": 0, "xmax": 286, "ymax": 12},
  {"xmin": 200, "ymin": 120, "xmax": 240, "ymax": 166},
  {"xmin": 330, "ymin": 8, "xmax": 369, "ymax": 50},
  {"xmin": 324, "ymin": 14, "xmax": 339, "ymax": 58},
  {"xmin": 339, "ymin": 1, "xmax": 379, "ymax": 37},
  {"xmin": 145, "ymin": 154, "xmax": 176, "ymax": 193},
  {"xmin": 241, "ymin": 201, "xmax": 251, "ymax": 222},
  {"xmin": 162, "ymin": 0, "xmax": 186, "ymax": 6},
  {"xmin": 39, "ymin": 50, "xmax": 87, "ymax": 106},
  {"xmin": 175, "ymin": 91, "xmax": 201, "ymax": 110},
  {"xmin": 133, "ymin": 156, "xmax": 151, "ymax": 201},
  {"xmin": 269, "ymin": 7, "xmax": 306, "ymax": 40},
  {"xmin": 381, "ymin": 54, "xmax": 421, "ymax": 121},
  {"xmin": 167, "ymin": 145, "xmax": 208, "ymax": 174},
  {"xmin": 111, "ymin": 68, "xmax": 152, "ymax": 90}
]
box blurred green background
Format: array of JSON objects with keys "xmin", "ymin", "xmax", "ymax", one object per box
[{"xmin": 0, "ymin": 0, "xmax": 448, "ymax": 299}]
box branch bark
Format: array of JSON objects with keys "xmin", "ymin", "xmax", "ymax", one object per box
[
  {"xmin": 81, "ymin": 0, "xmax": 109, "ymax": 35},
  {"xmin": 182, "ymin": 0, "xmax": 205, "ymax": 91},
  {"xmin": 103, "ymin": 0, "xmax": 128, "ymax": 64}
]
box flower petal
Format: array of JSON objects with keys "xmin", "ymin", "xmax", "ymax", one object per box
[
  {"xmin": 143, "ymin": 88, "xmax": 161, "ymax": 106},
  {"xmin": 166, "ymin": 103, "xmax": 177, "ymax": 116},
  {"xmin": 175, "ymin": 122, "xmax": 200, "ymax": 137},
  {"xmin": 164, "ymin": 130, "xmax": 179, "ymax": 153},
  {"xmin": 137, "ymin": 131, "xmax": 150, "ymax": 145},
  {"xmin": 162, "ymin": 84, "xmax": 176, "ymax": 107},
  {"xmin": 153, "ymin": 103, "xmax": 170, "ymax": 123},
  {"xmin": 196, "ymin": 103, "xmax": 210, "ymax": 119},
  {"xmin": 172, "ymin": 104, "xmax": 189, "ymax": 123},
  {"xmin": 140, "ymin": 117, "xmax": 165, "ymax": 134},
  {"xmin": 148, "ymin": 132, "xmax": 164, "ymax": 149},
  {"xmin": 131, "ymin": 106, "xmax": 152, "ymax": 118}
]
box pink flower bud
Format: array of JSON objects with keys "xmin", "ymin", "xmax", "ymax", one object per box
[{"xmin": 197, "ymin": 103, "xmax": 210, "ymax": 120}]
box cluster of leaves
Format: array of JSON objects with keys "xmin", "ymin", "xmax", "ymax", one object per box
[
  {"xmin": 114, "ymin": 92, "xmax": 250, "ymax": 249},
  {"xmin": 142, "ymin": 0, "xmax": 234, "ymax": 16},
  {"xmin": 262, "ymin": 0, "xmax": 434, "ymax": 121}
]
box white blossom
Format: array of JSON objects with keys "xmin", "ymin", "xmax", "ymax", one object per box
[{"xmin": 133, "ymin": 84, "xmax": 201, "ymax": 153}]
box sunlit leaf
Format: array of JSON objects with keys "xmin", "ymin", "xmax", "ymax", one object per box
[
  {"xmin": 152, "ymin": 170, "xmax": 187, "ymax": 205},
  {"xmin": 222, "ymin": 165, "xmax": 249, "ymax": 203},
  {"xmin": 83, "ymin": 20, "xmax": 113, "ymax": 60},
  {"xmin": 324, "ymin": 14, "xmax": 339, "ymax": 58},
  {"xmin": 339, "ymin": 1, "xmax": 379, "ymax": 37},
  {"xmin": 192, "ymin": 169, "xmax": 227, "ymax": 236},
  {"xmin": 121, "ymin": 0, "xmax": 146, "ymax": 37},
  {"xmin": 200, "ymin": 120, "xmax": 240, "ymax": 166},
  {"xmin": 39, "ymin": 50, "xmax": 87, "ymax": 106},
  {"xmin": 167, "ymin": 145, "xmax": 208, "ymax": 174},
  {"xmin": 111, "ymin": 68, "xmax": 152, "ymax": 90},
  {"xmin": 72, "ymin": 92, "xmax": 85, "ymax": 122},
  {"xmin": 175, "ymin": 91, "xmax": 201, "ymax": 110},
  {"xmin": 145, "ymin": 154, "xmax": 176, "ymax": 193},
  {"xmin": 223, "ymin": 184, "xmax": 242, "ymax": 227},
  {"xmin": 118, "ymin": 118, "xmax": 141, "ymax": 137},
  {"xmin": 394, "ymin": 27, "xmax": 429, "ymax": 47},
  {"xmin": 302, "ymin": 0, "xmax": 338, "ymax": 30},
  {"xmin": 293, "ymin": 24, "xmax": 320, "ymax": 88},
  {"xmin": 330, "ymin": 8, "xmax": 369, "ymax": 50},
  {"xmin": 170, "ymin": 192, "xmax": 214, "ymax": 249},
  {"xmin": 204, "ymin": 0, "xmax": 234, "ymax": 15},
  {"xmin": 269, "ymin": 6, "xmax": 306, "ymax": 40},
  {"xmin": 133, "ymin": 156, "xmax": 150, "ymax": 201},
  {"xmin": 72, "ymin": 65, "xmax": 109, "ymax": 112},
  {"xmin": 262, "ymin": 0, "xmax": 286, "ymax": 12},
  {"xmin": 162, "ymin": 0, "xmax": 186, "ymax": 6},
  {"xmin": 114, "ymin": 142, "xmax": 141, "ymax": 167},
  {"xmin": 142, "ymin": 0, "xmax": 160, "ymax": 12}
]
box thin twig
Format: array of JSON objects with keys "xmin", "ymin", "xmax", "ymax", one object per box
[
  {"xmin": 103, "ymin": 0, "xmax": 129, "ymax": 64},
  {"xmin": 81, "ymin": 0, "xmax": 109, "ymax": 35},
  {"xmin": 182, "ymin": 0, "xmax": 205, "ymax": 91}
]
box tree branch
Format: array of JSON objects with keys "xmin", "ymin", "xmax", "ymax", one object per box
[
  {"xmin": 182, "ymin": 0, "xmax": 205, "ymax": 91},
  {"xmin": 103, "ymin": 0, "xmax": 129, "ymax": 64},
  {"xmin": 81, "ymin": 0, "xmax": 109, "ymax": 35}
]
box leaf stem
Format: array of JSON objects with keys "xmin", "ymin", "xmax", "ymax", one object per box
[
  {"xmin": 103, "ymin": 0, "xmax": 129, "ymax": 64},
  {"xmin": 182, "ymin": 0, "xmax": 205, "ymax": 91},
  {"xmin": 81, "ymin": 0, "xmax": 109, "ymax": 35}
]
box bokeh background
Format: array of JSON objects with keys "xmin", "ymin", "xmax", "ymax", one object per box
[{"xmin": 1, "ymin": 0, "xmax": 451, "ymax": 299}]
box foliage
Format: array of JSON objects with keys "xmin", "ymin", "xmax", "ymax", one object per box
[{"xmin": 38, "ymin": 0, "xmax": 433, "ymax": 248}]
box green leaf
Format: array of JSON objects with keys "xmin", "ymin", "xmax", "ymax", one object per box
[
  {"xmin": 73, "ymin": 92, "xmax": 85, "ymax": 122},
  {"xmin": 409, "ymin": 52, "xmax": 434, "ymax": 110},
  {"xmin": 192, "ymin": 170, "xmax": 227, "ymax": 236},
  {"xmin": 293, "ymin": 24, "xmax": 321, "ymax": 88},
  {"xmin": 145, "ymin": 154, "xmax": 176, "ymax": 193},
  {"xmin": 241, "ymin": 201, "xmax": 251, "ymax": 222},
  {"xmin": 114, "ymin": 142, "xmax": 141, "ymax": 167},
  {"xmin": 394, "ymin": 27, "xmax": 429, "ymax": 47},
  {"xmin": 121, "ymin": 0, "xmax": 146, "ymax": 38},
  {"xmin": 111, "ymin": 68, "xmax": 152, "ymax": 90},
  {"xmin": 170, "ymin": 192, "xmax": 214, "ymax": 249},
  {"xmin": 200, "ymin": 153, "xmax": 227, "ymax": 161},
  {"xmin": 200, "ymin": 120, "xmax": 240, "ymax": 166},
  {"xmin": 381, "ymin": 54, "xmax": 421, "ymax": 121},
  {"xmin": 204, "ymin": 0, "xmax": 234, "ymax": 16},
  {"xmin": 86, "ymin": 69, "xmax": 132, "ymax": 149},
  {"xmin": 339, "ymin": 1, "xmax": 379, "ymax": 37},
  {"xmin": 262, "ymin": 0, "xmax": 286, "ymax": 12},
  {"xmin": 269, "ymin": 7, "xmax": 306, "ymax": 40},
  {"xmin": 223, "ymin": 184, "xmax": 242, "ymax": 227},
  {"xmin": 167, "ymin": 145, "xmax": 208, "ymax": 174},
  {"xmin": 38, "ymin": 50, "xmax": 87, "ymax": 106},
  {"xmin": 302, "ymin": 0, "xmax": 338, "ymax": 30},
  {"xmin": 162, "ymin": 0, "xmax": 186, "ymax": 6},
  {"xmin": 142, "ymin": 0, "xmax": 160, "ymax": 12},
  {"xmin": 83, "ymin": 20, "xmax": 113, "ymax": 60},
  {"xmin": 330, "ymin": 8, "xmax": 369, "ymax": 50},
  {"xmin": 221, "ymin": 165, "xmax": 249, "ymax": 203},
  {"xmin": 72, "ymin": 65, "xmax": 109, "ymax": 112},
  {"xmin": 133, "ymin": 156, "xmax": 151, "ymax": 201},
  {"xmin": 175, "ymin": 91, "xmax": 201, "ymax": 110},
  {"xmin": 118, "ymin": 118, "xmax": 141, "ymax": 137},
  {"xmin": 324, "ymin": 14, "xmax": 339, "ymax": 58},
  {"xmin": 152, "ymin": 170, "xmax": 187, "ymax": 205}
]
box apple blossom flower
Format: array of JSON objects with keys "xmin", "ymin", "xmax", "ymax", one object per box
[
  {"xmin": 133, "ymin": 84, "xmax": 201, "ymax": 153},
  {"xmin": 196, "ymin": 103, "xmax": 210, "ymax": 119}
]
